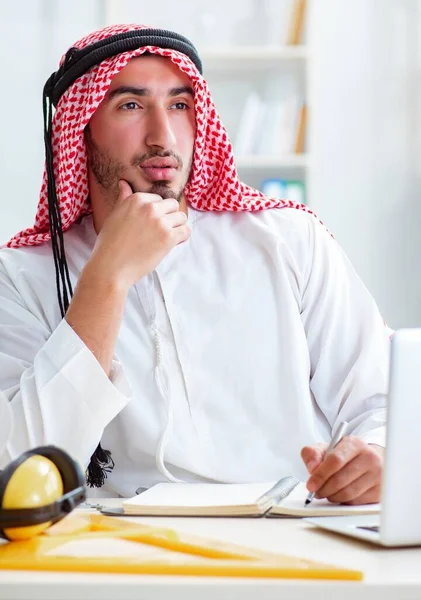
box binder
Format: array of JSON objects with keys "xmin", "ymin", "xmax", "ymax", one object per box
[{"xmin": 0, "ymin": 514, "xmax": 363, "ymax": 580}]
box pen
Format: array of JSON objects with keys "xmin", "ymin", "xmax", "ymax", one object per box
[{"xmin": 304, "ymin": 420, "xmax": 348, "ymax": 507}]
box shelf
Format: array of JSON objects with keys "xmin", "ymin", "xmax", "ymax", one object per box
[
  {"xmin": 201, "ymin": 45, "xmax": 307, "ymax": 60},
  {"xmin": 200, "ymin": 45, "xmax": 307, "ymax": 71},
  {"xmin": 235, "ymin": 154, "xmax": 308, "ymax": 169}
]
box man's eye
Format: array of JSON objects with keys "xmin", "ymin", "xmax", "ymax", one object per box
[
  {"xmin": 171, "ymin": 102, "xmax": 189, "ymax": 110},
  {"xmin": 120, "ymin": 101, "xmax": 140, "ymax": 111}
]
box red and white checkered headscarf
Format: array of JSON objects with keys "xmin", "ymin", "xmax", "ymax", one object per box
[{"xmin": 7, "ymin": 23, "xmax": 315, "ymax": 249}]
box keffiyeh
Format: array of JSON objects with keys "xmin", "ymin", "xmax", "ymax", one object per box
[{"xmin": 8, "ymin": 23, "xmax": 314, "ymax": 250}]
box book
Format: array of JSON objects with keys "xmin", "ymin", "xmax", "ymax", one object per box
[
  {"xmin": 260, "ymin": 178, "xmax": 289, "ymax": 198},
  {"xmin": 278, "ymin": 94, "xmax": 302, "ymax": 154},
  {"xmin": 251, "ymin": 94, "xmax": 303, "ymax": 156},
  {"xmin": 286, "ymin": 0, "xmax": 307, "ymax": 46},
  {"xmin": 121, "ymin": 477, "xmax": 380, "ymax": 518},
  {"xmin": 294, "ymin": 102, "xmax": 307, "ymax": 154},
  {"xmin": 285, "ymin": 179, "xmax": 306, "ymax": 204},
  {"xmin": 234, "ymin": 91, "xmax": 265, "ymax": 156},
  {"xmin": 256, "ymin": 100, "xmax": 288, "ymax": 156},
  {"xmin": 0, "ymin": 514, "xmax": 363, "ymax": 580},
  {"xmin": 261, "ymin": 179, "xmax": 306, "ymax": 204}
]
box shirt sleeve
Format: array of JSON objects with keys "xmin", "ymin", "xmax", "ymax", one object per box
[
  {"xmin": 0, "ymin": 263, "xmax": 132, "ymax": 469},
  {"xmin": 0, "ymin": 390, "xmax": 12, "ymax": 459},
  {"xmin": 300, "ymin": 216, "xmax": 390, "ymax": 447}
]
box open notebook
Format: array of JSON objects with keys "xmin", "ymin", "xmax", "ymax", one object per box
[{"xmin": 120, "ymin": 477, "xmax": 380, "ymax": 518}]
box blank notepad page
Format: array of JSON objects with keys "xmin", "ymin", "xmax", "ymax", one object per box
[{"xmin": 123, "ymin": 482, "xmax": 277, "ymax": 508}]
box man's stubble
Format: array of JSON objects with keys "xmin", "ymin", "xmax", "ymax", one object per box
[{"xmin": 84, "ymin": 128, "xmax": 192, "ymax": 205}]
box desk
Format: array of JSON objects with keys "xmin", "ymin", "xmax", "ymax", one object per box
[{"xmin": 1, "ymin": 498, "xmax": 421, "ymax": 600}]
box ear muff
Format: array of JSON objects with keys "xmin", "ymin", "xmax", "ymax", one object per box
[{"xmin": 0, "ymin": 446, "xmax": 86, "ymax": 540}]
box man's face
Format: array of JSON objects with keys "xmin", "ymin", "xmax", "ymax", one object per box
[{"xmin": 86, "ymin": 54, "xmax": 196, "ymax": 204}]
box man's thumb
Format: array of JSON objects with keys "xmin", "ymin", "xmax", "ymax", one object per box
[
  {"xmin": 301, "ymin": 443, "xmax": 327, "ymax": 474},
  {"xmin": 118, "ymin": 179, "xmax": 133, "ymax": 201}
]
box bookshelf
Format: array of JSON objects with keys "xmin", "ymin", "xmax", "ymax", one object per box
[
  {"xmin": 98, "ymin": 0, "xmax": 421, "ymax": 331},
  {"xmin": 201, "ymin": 18, "xmax": 308, "ymax": 202},
  {"xmin": 201, "ymin": 45, "xmax": 308, "ymax": 68},
  {"xmin": 235, "ymin": 154, "xmax": 308, "ymax": 169}
]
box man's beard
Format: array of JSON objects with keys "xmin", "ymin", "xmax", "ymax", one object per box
[{"xmin": 85, "ymin": 129, "xmax": 190, "ymax": 204}]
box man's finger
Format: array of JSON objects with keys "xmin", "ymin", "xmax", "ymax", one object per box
[
  {"xmin": 151, "ymin": 198, "xmax": 182, "ymax": 215},
  {"xmin": 301, "ymin": 443, "xmax": 327, "ymax": 474},
  {"xmin": 165, "ymin": 211, "xmax": 188, "ymax": 228},
  {"xmin": 341, "ymin": 484, "xmax": 381, "ymax": 506},
  {"xmin": 173, "ymin": 223, "xmax": 191, "ymax": 245},
  {"xmin": 118, "ymin": 179, "xmax": 134, "ymax": 201},
  {"xmin": 315, "ymin": 458, "xmax": 373, "ymax": 502},
  {"xmin": 306, "ymin": 436, "xmax": 363, "ymax": 493}
]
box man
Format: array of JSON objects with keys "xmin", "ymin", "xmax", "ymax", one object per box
[{"xmin": 0, "ymin": 24, "xmax": 387, "ymax": 503}]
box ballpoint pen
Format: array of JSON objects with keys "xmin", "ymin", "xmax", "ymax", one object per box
[{"xmin": 305, "ymin": 420, "xmax": 348, "ymax": 507}]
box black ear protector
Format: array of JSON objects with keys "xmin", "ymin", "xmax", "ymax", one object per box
[
  {"xmin": 0, "ymin": 446, "xmax": 86, "ymax": 540},
  {"xmin": 41, "ymin": 27, "xmax": 202, "ymax": 489}
]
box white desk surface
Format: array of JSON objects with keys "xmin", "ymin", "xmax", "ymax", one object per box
[{"xmin": 1, "ymin": 497, "xmax": 421, "ymax": 600}]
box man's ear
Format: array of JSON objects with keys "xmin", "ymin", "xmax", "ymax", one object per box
[{"xmin": 84, "ymin": 123, "xmax": 92, "ymax": 150}]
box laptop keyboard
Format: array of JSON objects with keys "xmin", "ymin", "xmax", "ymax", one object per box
[{"xmin": 357, "ymin": 525, "xmax": 380, "ymax": 533}]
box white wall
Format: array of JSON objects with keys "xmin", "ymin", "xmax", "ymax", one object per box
[
  {"xmin": 309, "ymin": 0, "xmax": 421, "ymax": 328},
  {"xmin": 0, "ymin": 0, "xmax": 102, "ymax": 244}
]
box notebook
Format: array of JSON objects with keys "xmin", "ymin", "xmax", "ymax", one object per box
[{"xmin": 119, "ymin": 477, "xmax": 380, "ymax": 518}]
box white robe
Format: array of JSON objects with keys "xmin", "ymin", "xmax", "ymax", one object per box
[
  {"xmin": 0, "ymin": 390, "xmax": 12, "ymax": 458},
  {"xmin": 0, "ymin": 206, "xmax": 389, "ymax": 497}
]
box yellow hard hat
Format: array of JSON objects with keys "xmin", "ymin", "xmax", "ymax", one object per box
[{"xmin": 0, "ymin": 446, "xmax": 85, "ymax": 540}]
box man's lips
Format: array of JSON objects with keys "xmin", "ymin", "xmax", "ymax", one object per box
[
  {"xmin": 141, "ymin": 157, "xmax": 179, "ymax": 168},
  {"xmin": 139, "ymin": 158, "xmax": 179, "ymax": 182},
  {"xmin": 140, "ymin": 166, "xmax": 177, "ymax": 181}
]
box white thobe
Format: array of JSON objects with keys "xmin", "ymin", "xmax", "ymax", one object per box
[
  {"xmin": 0, "ymin": 390, "xmax": 12, "ymax": 457},
  {"xmin": 0, "ymin": 206, "xmax": 389, "ymax": 497}
]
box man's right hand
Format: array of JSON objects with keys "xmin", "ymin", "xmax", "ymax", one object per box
[
  {"xmin": 89, "ymin": 180, "xmax": 190, "ymax": 289},
  {"xmin": 66, "ymin": 180, "xmax": 190, "ymax": 374}
]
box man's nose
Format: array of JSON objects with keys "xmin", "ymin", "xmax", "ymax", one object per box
[{"xmin": 145, "ymin": 107, "xmax": 176, "ymax": 149}]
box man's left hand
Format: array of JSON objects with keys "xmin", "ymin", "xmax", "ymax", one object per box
[{"xmin": 301, "ymin": 437, "xmax": 384, "ymax": 505}]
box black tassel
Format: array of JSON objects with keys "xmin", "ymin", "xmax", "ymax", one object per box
[
  {"xmin": 43, "ymin": 76, "xmax": 114, "ymax": 488},
  {"xmin": 86, "ymin": 444, "xmax": 115, "ymax": 488}
]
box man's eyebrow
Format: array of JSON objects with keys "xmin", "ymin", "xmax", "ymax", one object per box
[
  {"xmin": 107, "ymin": 86, "xmax": 149, "ymax": 100},
  {"xmin": 168, "ymin": 86, "xmax": 194, "ymax": 98},
  {"xmin": 107, "ymin": 85, "xmax": 194, "ymax": 101}
]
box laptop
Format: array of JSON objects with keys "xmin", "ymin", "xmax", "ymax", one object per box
[{"xmin": 305, "ymin": 328, "xmax": 421, "ymax": 547}]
